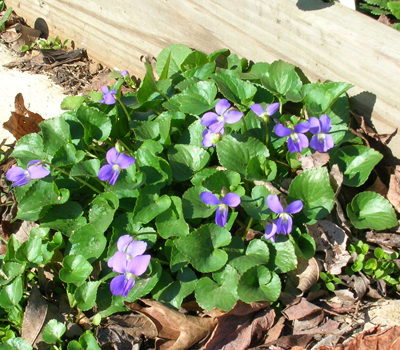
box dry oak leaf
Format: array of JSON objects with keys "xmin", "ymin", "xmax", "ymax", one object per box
[
  {"xmin": 3, "ymin": 93, "xmax": 44, "ymax": 140},
  {"xmin": 204, "ymin": 300, "xmax": 274, "ymax": 350},
  {"xmin": 387, "ymin": 165, "xmax": 400, "ymax": 214},
  {"xmin": 125, "ymin": 299, "xmax": 217, "ymax": 350}
]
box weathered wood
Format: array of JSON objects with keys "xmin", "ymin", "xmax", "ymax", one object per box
[{"xmin": 7, "ymin": 0, "xmax": 400, "ymax": 157}]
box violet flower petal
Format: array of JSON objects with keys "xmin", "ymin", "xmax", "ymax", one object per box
[
  {"xmin": 277, "ymin": 214, "xmax": 293, "ymax": 235},
  {"xmin": 27, "ymin": 160, "xmax": 42, "ymax": 166},
  {"xmin": 320, "ymin": 114, "xmax": 331, "ymax": 133},
  {"xmin": 216, "ymin": 205, "xmax": 228, "ymax": 227},
  {"xmin": 267, "ymin": 194, "xmax": 284, "ymax": 214},
  {"xmin": 121, "ymin": 70, "xmax": 129, "ymax": 78},
  {"xmin": 221, "ymin": 193, "xmax": 241, "ymax": 207},
  {"xmin": 201, "ymin": 112, "xmax": 219, "ymax": 127},
  {"xmin": 215, "ymin": 99, "xmax": 231, "ymax": 115},
  {"xmin": 297, "ymin": 133, "xmax": 309, "ymax": 149},
  {"xmin": 266, "ymin": 102, "xmax": 280, "ymax": 116},
  {"xmin": 202, "ymin": 130, "xmax": 215, "ymax": 148},
  {"xmin": 6, "ymin": 167, "xmax": 28, "ymax": 182},
  {"xmin": 116, "ymin": 153, "xmax": 135, "ymax": 169},
  {"xmin": 98, "ymin": 164, "xmax": 114, "ymax": 181},
  {"xmin": 287, "ymin": 136, "xmax": 301, "ymax": 153},
  {"xmin": 224, "ymin": 110, "xmax": 243, "ymax": 124},
  {"xmin": 125, "ymin": 241, "xmax": 147, "ymax": 259},
  {"xmin": 103, "ymin": 94, "xmax": 116, "ymax": 105},
  {"xmin": 27, "ymin": 165, "xmax": 50, "ymax": 179},
  {"xmin": 308, "ymin": 117, "xmax": 321, "ymax": 134},
  {"xmin": 286, "ymin": 200, "xmax": 303, "ymax": 214},
  {"xmin": 117, "ymin": 235, "xmax": 134, "ymax": 252},
  {"xmin": 110, "ymin": 251, "xmax": 128, "ymax": 273},
  {"xmin": 101, "ymin": 86, "xmax": 109, "ymax": 94},
  {"xmin": 128, "ymin": 254, "xmax": 151, "ymax": 276},
  {"xmin": 250, "ymin": 104, "xmax": 264, "ymax": 117},
  {"xmin": 106, "ymin": 148, "xmax": 119, "ymax": 165},
  {"xmin": 293, "ymin": 121, "xmax": 310, "ymax": 133},
  {"xmin": 208, "ymin": 120, "xmax": 225, "ymax": 134},
  {"xmin": 110, "ymin": 275, "xmax": 127, "ymax": 296},
  {"xmin": 274, "ymin": 124, "xmax": 293, "ymax": 137},
  {"xmin": 264, "ymin": 222, "xmax": 277, "ymax": 241},
  {"xmin": 108, "ymin": 168, "xmax": 121, "ymax": 185},
  {"xmin": 200, "ymin": 191, "xmax": 220, "ymax": 206},
  {"xmin": 324, "ymin": 134, "xmax": 334, "ymax": 150}
]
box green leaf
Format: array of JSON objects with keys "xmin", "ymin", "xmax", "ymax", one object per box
[
  {"xmin": 40, "ymin": 118, "xmax": 71, "ymax": 158},
  {"xmin": 76, "ymin": 104, "xmax": 112, "ymax": 144},
  {"xmin": 68, "ymin": 224, "xmax": 107, "ymax": 260},
  {"xmin": 176, "ymin": 80, "xmax": 218, "ymax": 115},
  {"xmin": 246, "ymin": 156, "xmax": 277, "ymax": 182},
  {"xmin": 168, "ymin": 144, "xmax": 210, "ymax": 181},
  {"xmin": 0, "ymin": 277, "xmax": 23, "ymax": 308},
  {"xmin": 11, "ymin": 133, "xmax": 45, "ymax": 165},
  {"xmin": 330, "ymin": 145, "xmax": 383, "ymax": 187},
  {"xmin": 180, "ymin": 51, "xmax": 209, "ymax": 72},
  {"xmin": 237, "ymin": 266, "xmax": 281, "ymax": 303},
  {"xmin": 52, "ymin": 143, "xmax": 85, "ymax": 167},
  {"xmin": 132, "ymin": 186, "xmax": 171, "ymax": 225},
  {"xmin": 137, "ymin": 62, "xmax": 164, "ymax": 105},
  {"xmin": 347, "ymin": 192, "xmax": 397, "ymax": 230},
  {"xmin": 266, "ymin": 237, "xmax": 298, "ymax": 273},
  {"xmin": 288, "ymin": 167, "xmax": 335, "ymax": 221},
  {"xmin": 79, "ymin": 331, "xmax": 101, "ymax": 350},
  {"xmin": 61, "ymin": 96, "xmax": 89, "ymax": 110},
  {"xmin": 156, "ymin": 44, "xmax": 193, "ymax": 78},
  {"xmin": 75, "ymin": 281, "xmax": 101, "ymax": 311},
  {"xmin": 70, "ymin": 159, "xmax": 101, "ymax": 177},
  {"xmin": 304, "ymin": 82, "xmax": 353, "ymax": 115},
  {"xmin": 42, "ymin": 319, "xmax": 66, "ymax": 344},
  {"xmin": 241, "ymin": 185, "xmax": 271, "ymax": 220},
  {"xmin": 229, "ymin": 239, "xmax": 270, "ymax": 274},
  {"xmin": 15, "ymin": 180, "xmax": 70, "ymax": 221},
  {"xmin": 40, "ymin": 201, "xmax": 86, "ymax": 237},
  {"xmin": 89, "ymin": 192, "xmax": 119, "ymax": 234},
  {"xmin": 262, "ymin": 60, "xmax": 302, "ymax": 97},
  {"xmin": 59, "ymin": 255, "xmax": 93, "ymax": 285},
  {"xmin": 175, "ymin": 224, "xmax": 231, "ymax": 273},
  {"xmin": 202, "ymin": 170, "xmax": 241, "ymax": 193},
  {"xmin": 182, "ymin": 186, "xmax": 218, "ymax": 219},
  {"xmin": 388, "ymin": 1, "xmax": 400, "ymax": 19},
  {"xmin": 154, "ymin": 267, "xmax": 197, "ymax": 309},
  {"xmin": 211, "ymin": 73, "xmax": 257, "ymax": 106},
  {"xmin": 0, "ymin": 338, "xmax": 33, "ymax": 350},
  {"xmin": 16, "ymin": 237, "xmax": 43, "ymax": 264},
  {"xmin": 216, "ymin": 134, "xmax": 269, "ymax": 177},
  {"xmin": 155, "ymin": 196, "xmax": 189, "ymax": 239},
  {"xmin": 195, "ymin": 265, "xmax": 239, "ymax": 311}
]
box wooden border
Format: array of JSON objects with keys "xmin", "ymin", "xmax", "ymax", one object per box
[{"xmin": 6, "ymin": 0, "xmax": 400, "ymax": 157}]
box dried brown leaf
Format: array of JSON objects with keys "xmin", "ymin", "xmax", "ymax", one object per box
[
  {"xmin": 204, "ymin": 301, "xmax": 273, "ymax": 350},
  {"xmin": 125, "ymin": 299, "xmax": 217, "ymax": 350},
  {"xmin": 366, "ymin": 230, "xmax": 400, "ymax": 248},
  {"xmin": 387, "ymin": 165, "xmax": 400, "ymax": 213},
  {"xmin": 3, "ymin": 93, "xmax": 44, "ymax": 140},
  {"xmin": 308, "ymin": 220, "xmax": 351, "ymax": 275},
  {"xmin": 366, "ymin": 175, "xmax": 388, "ymax": 197},
  {"xmin": 316, "ymin": 325, "xmax": 400, "ymax": 350},
  {"xmin": 282, "ymin": 298, "xmax": 322, "ymax": 321},
  {"xmin": 298, "ymin": 152, "xmax": 330, "ymax": 171}
]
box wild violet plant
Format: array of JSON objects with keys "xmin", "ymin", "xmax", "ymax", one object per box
[{"xmin": 0, "ymin": 44, "xmax": 397, "ymax": 347}]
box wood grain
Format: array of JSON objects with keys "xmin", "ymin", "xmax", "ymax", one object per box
[{"xmin": 7, "ymin": 0, "xmax": 400, "ymax": 157}]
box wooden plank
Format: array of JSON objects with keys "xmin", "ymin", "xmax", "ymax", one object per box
[{"xmin": 6, "ymin": 0, "xmax": 400, "ymax": 157}]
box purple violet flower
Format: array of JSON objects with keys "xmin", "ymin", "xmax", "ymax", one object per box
[
  {"xmin": 108, "ymin": 237, "xmax": 151, "ymax": 298},
  {"xmin": 121, "ymin": 70, "xmax": 129, "ymax": 78},
  {"xmin": 98, "ymin": 147, "xmax": 135, "ymax": 185},
  {"xmin": 265, "ymin": 194, "xmax": 303, "ymax": 242},
  {"xmin": 250, "ymin": 102, "xmax": 280, "ymax": 121},
  {"xmin": 200, "ymin": 191, "xmax": 241, "ymax": 227},
  {"xmin": 308, "ymin": 114, "xmax": 334, "ymax": 152},
  {"xmin": 99, "ymin": 86, "xmax": 118, "ymax": 105},
  {"xmin": 274, "ymin": 121, "xmax": 310, "ymax": 153},
  {"xmin": 202, "ymin": 128, "xmax": 224, "ymax": 148},
  {"xmin": 6, "ymin": 160, "xmax": 50, "ymax": 187},
  {"xmin": 201, "ymin": 99, "xmax": 243, "ymax": 133}
]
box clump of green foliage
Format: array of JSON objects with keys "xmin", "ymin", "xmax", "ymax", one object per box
[
  {"xmin": 21, "ymin": 36, "xmax": 70, "ymax": 53},
  {"xmin": 0, "ymin": 2, "xmax": 12, "ymax": 33},
  {"xmin": 358, "ymin": 0, "xmax": 400, "ymax": 30}
]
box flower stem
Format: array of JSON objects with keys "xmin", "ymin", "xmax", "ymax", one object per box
[
  {"xmin": 115, "ymin": 96, "xmax": 131, "ymax": 122},
  {"xmin": 264, "ymin": 115, "xmax": 270, "ymax": 145},
  {"xmin": 45, "ymin": 162, "xmax": 103, "ymax": 194},
  {"xmin": 243, "ymin": 218, "xmax": 254, "ymax": 241}
]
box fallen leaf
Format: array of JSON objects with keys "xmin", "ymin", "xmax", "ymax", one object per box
[
  {"xmin": 378, "ymin": 13, "xmax": 393, "ymax": 26},
  {"xmin": 307, "ymin": 220, "xmax": 351, "ymax": 275},
  {"xmin": 3, "ymin": 93, "xmax": 44, "ymax": 140},
  {"xmin": 282, "ymin": 298, "xmax": 322, "ymax": 321},
  {"xmin": 125, "ymin": 299, "xmax": 217, "ymax": 350},
  {"xmin": 366, "ymin": 175, "xmax": 388, "ymax": 197},
  {"xmin": 387, "ymin": 165, "xmax": 400, "ymax": 213},
  {"xmin": 287, "ymin": 257, "xmax": 322, "ymax": 296},
  {"xmin": 365, "ymin": 230, "xmax": 400, "ymax": 248},
  {"xmin": 204, "ymin": 300, "xmax": 274, "ymax": 350},
  {"xmin": 298, "ymin": 152, "xmax": 330, "ymax": 171},
  {"xmin": 262, "ymin": 316, "xmax": 286, "ymax": 344},
  {"xmin": 316, "ymin": 325, "xmax": 400, "ymax": 350}
]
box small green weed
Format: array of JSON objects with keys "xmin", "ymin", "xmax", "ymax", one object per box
[{"xmin": 21, "ymin": 36, "xmax": 70, "ymax": 53}]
